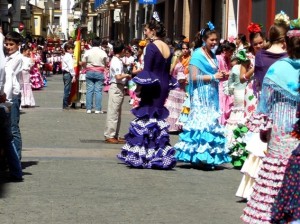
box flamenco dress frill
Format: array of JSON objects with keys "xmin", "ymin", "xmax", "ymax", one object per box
[
  {"xmin": 174, "ymin": 65, "xmax": 231, "ymax": 166},
  {"xmin": 270, "ymin": 144, "xmax": 300, "ymax": 224},
  {"xmin": 165, "ymin": 63, "xmax": 186, "ymax": 132},
  {"xmin": 117, "ymin": 75, "xmax": 177, "ymax": 169},
  {"xmin": 117, "ymin": 43, "xmax": 177, "ymax": 169},
  {"xmin": 241, "ymin": 58, "xmax": 300, "ymax": 224},
  {"xmin": 225, "ymin": 64, "xmax": 248, "ymax": 168}
]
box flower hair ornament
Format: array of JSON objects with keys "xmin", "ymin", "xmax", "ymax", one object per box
[
  {"xmin": 274, "ymin": 10, "xmax": 290, "ymax": 26},
  {"xmin": 287, "ymin": 18, "xmax": 300, "ymax": 37},
  {"xmin": 235, "ymin": 49, "xmax": 250, "ymax": 62},
  {"xmin": 247, "ymin": 22, "xmax": 262, "ymax": 33},
  {"xmin": 200, "ymin": 21, "xmax": 215, "ymax": 36},
  {"xmin": 207, "ymin": 21, "xmax": 215, "ymax": 30},
  {"xmin": 139, "ymin": 39, "xmax": 147, "ymax": 47},
  {"xmin": 153, "ymin": 11, "xmax": 160, "ymax": 22}
]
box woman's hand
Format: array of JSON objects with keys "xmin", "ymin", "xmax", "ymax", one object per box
[{"xmin": 214, "ymin": 72, "xmax": 224, "ymax": 80}]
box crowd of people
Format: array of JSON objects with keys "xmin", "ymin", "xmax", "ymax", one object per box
[{"xmin": 0, "ymin": 9, "xmax": 299, "ymax": 224}]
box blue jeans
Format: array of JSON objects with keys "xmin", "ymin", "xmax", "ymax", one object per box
[
  {"xmin": 11, "ymin": 95, "xmax": 22, "ymax": 160},
  {"xmin": 0, "ymin": 106, "xmax": 22, "ymax": 178},
  {"xmin": 63, "ymin": 73, "xmax": 72, "ymax": 108},
  {"xmin": 85, "ymin": 71, "xmax": 105, "ymax": 111}
]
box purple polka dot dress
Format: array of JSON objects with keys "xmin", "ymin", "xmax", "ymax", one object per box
[{"xmin": 117, "ymin": 43, "xmax": 177, "ymax": 169}]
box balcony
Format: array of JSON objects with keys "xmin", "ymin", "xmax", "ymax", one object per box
[{"xmin": 20, "ymin": 0, "xmax": 27, "ymax": 11}]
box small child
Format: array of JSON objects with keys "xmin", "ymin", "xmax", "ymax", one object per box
[
  {"xmin": 104, "ymin": 40, "xmax": 131, "ymax": 144},
  {"xmin": 20, "ymin": 44, "xmax": 35, "ymax": 107},
  {"xmin": 61, "ymin": 43, "xmax": 75, "ymax": 109}
]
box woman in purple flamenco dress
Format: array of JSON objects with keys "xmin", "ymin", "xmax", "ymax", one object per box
[{"xmin": 117, "ymin": 14, "xmax": 177, "ymax": 169}]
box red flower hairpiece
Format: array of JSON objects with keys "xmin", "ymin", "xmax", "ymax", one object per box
[{"xmin": 247, "ymin": 22, "xmax": 262, "ymax": 33}]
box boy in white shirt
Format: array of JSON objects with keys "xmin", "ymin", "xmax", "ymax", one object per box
[
  {"xmin": 4, "ymin": 31, "xmax": 23, "ymax": 160},
  {"xmin": 104, "ymin": 40, "xmax": 131, "ymax": 144},
  {"xmin": 61, "ymin": 43, "xmax": 75, "ymax": 109},
  {"xmin": 0, "ymin": 30, "xmax": 23, "ymax": 181}
]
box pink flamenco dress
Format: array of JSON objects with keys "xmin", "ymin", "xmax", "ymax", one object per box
[
  {"xmin": 216, "ymin": 53, "xmax": 234, "ymax": 125},
  {"xmin": 20, "ymin": 56, "xmax": 35, "ymax": 107},
  {"xmin": 241, "ymin": 57, "xmax": 300, "ymax": 223},
  {"xmin": 164, "ymin": 62, "xmax": 187, "ymax": 132},
  {"xmin": 30, "ymin": 53, "xmax": 44, "ymax": 90}
]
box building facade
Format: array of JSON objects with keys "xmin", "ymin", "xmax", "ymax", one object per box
[{"xmin": 0, "ymin": 0, "xmax": 299, "ymax": 44}]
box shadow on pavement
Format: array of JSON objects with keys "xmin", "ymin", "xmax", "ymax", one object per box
[
  {"xmin": 0, "ymin": 161, "xmax": 38, "ymax": 198},
  {"xmin": 176, "ymin": 163, "xmax": 230, "ymax": 171},
  {"xmin": 22, "ymin": 160, "xmax": 39, "ymax": 170},
  {"xmin": 0, "ymin": 171, "xmax": 8, "ymax": 198}
]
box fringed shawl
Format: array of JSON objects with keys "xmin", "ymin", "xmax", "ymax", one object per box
[
  {"xmin": 188, "ymin": 48, "xmax": 219, "ymax": 110},
  {"xmin": 257, "ymin": 58, "xmax": 300, "ymax": 132}
]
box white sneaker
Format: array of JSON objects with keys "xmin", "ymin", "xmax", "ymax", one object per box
[
  {"xmin": 86, "ymin": 110, "xmax": 92, "ymax": 114},
  {"xmin": 95, "ymin": 110, "xmax": 106, "ymax": 114}
]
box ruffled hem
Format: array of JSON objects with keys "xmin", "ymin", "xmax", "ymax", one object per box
[
  {"xmin": 117, "ymin": 145, "xmax": 176, "ymax": 169},
  {"xmin": 117, "ymin": 117, "xmax": 176, "ymax": 169},
  {"xmin": 241, "ymin": 156, "xmax": 289, "ymax": 223},
  {"xmin": 166, "ymin": 116, "xmax": 182, "ymax": 132},
  {"xmin": 236, "ymin": 174, "xmax": 255, "ymax": 200},
  {"xmin": 131, "ymin": 106, "xmax": 169, "ymax": 119},
  {"xmin": 133, "ymin": 71, "xmax": 160, "ymax": 85},
  {"xmin": 175, "ymin": 149, "xmax": 231, "ymax": 165},
  {"xmin": 240, "ymin": 154, "xmax": 263, "ymax": 178},
  {"xmin": 133, "ymin": 70, "xmax": 178, "ymax": 90},
  {"xmin": 246, "ymin": 113, "xmax": 273, "ymax": 133}
]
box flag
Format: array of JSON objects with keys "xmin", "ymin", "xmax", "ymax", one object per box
[{"xmin": 68, "ymin": 28, "xmax": 81, "ymax": 104}]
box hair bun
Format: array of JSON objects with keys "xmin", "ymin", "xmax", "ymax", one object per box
[{"xmin": 274, "ymin": 11, "xmax": 290, "ymax": 27}]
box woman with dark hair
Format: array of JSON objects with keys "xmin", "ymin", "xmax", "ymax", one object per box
[
  {"xmin": 165, "ymin": 41, "xmax": 191, "ymax": 132},
  {"xmin": 174, "ymin": 22, "xmax": 231, "ymax": 168},
  {"xmin": 117, "ymin": 12, "xmax": 177, "ymax": 169},
  {"xmin": 216, "ymin": 40, "xmax": 236, "ymax": 125},
  {"xmin": 236, "ymin": 33, "xmax": 249, "ymax": 51},
  {"xmin": 236, "ymin": 14, "xmax": 289, "ymax": 200},
  {"xmin": 241, "ymin": 19, "xmax": 300, "ymax": 223}
]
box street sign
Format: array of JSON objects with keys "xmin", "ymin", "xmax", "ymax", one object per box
[{"xmin": 138, "ymin": 0, "xmax": 157, "ymax": 4}]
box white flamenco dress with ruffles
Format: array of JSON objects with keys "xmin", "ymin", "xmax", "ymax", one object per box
[{"xmin": 174, "ymin": 47, "xmax": 231, "ymax": 167}]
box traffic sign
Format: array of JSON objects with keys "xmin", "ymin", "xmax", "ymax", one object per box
[{"xmin": 138, "ymin": 0, "xmax": 157, "ymax": 4}]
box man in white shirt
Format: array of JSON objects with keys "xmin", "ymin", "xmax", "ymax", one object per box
[{"xmin": 81, "ymin": 37, "xmax": 108, "ymax": 114}]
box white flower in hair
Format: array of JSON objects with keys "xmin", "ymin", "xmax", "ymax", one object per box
[
  {"xmin": 153, "ymin": 11, "xmax": 160, "ymax": 22},
  {"xmin": 274, "ymin": 10, "xmax": 290, "ymax": 26}
]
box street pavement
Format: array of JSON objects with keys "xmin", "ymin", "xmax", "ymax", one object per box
[{"xmin": 0, "ymin": 74, "xmax": 245, "ymax": 224}]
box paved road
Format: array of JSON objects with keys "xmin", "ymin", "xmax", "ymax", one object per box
[{"xmin": 0, "ymin": 74, "xmax": 245, "ymax": 224}]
